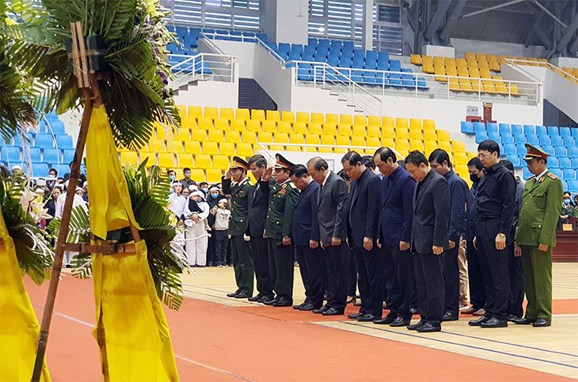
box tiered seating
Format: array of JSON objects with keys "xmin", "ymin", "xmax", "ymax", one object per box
[
  {"xmin": 0, "ymin": 113, "xmax": 74, "ymax": 177},
  {"xmin": 119, "ymin": 106, "xmax": 474, "ymax": 182},
  {"xmin": 461, "ymin": 121, "xmax": 578, "ymax": 192}
]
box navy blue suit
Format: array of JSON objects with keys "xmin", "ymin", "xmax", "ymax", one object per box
[
  {"xmin": 443, "ymin": 170, "xmax": 469, "ymax": 317},
  {"xmin": 379, "ymin": 166, "xmax": 416, "ymax": 319},
  {"xmin": 347, "ymin": 169, "xmax": 384, "ymax": 318},
  {"xmin": 292, "ymin": 181, "xmax": 326, "ymax": 308}
]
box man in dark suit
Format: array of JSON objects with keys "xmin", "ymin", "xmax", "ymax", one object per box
[
  {"xmin": 290, "ymin": 164, "xmax": 326, "ymax": 311},
  {"xmin": 307, "ymin": 157, "xmax": 350, "ymax": 316},
  {"xmin": 429, "ymin": 149, "xmax": 469, "ymax": 322},
  {"xmin": 405, "ymin": 151, "xmax": 450, "ymax": 333},
  {"xmin": 373, "ymin": 147, "xmax": 415, "ymax": 327},
  {"xmin": 247, "ymin": 155, "xmax": 274, "ymax": 303},
  {"xmin": 341, "ymin": 152, "xmax": 383, "ymax": 322},
  {"xmin": 263, "ymin": 154, "xmax": 299, "ymax": 307}
]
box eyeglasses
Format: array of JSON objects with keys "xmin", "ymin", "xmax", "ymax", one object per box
[{"xmin": 477, "ymin": 152, "xmax": 492, "ymax": 158}]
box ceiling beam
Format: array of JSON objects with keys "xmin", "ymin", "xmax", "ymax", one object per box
[
  {"xmin": 425, "ymin": 0, "xmax": 453, "ymax": 44},
  {"xmin": 526, "ymin": 0, "xmax": 567, "ymax": 28},
  {"xmin": 462, "ymin": 0, "xmax": 525, "ymax": 18},
  {"xmin": 439, "ymin": 0, "xmax": 468, "ymax": 44}
]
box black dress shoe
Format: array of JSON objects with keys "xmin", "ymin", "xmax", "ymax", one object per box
[
  {"xmin": 506, "ymin": 314, "xmax": 521, "ymax": 322},
  {"xmin": 442, "ymin": 312, "xmax": 459, "ymax": 321},
  {"xmin": 312, "ymin": 307, "xmax": 327, "ymax": 314},
  {"xmin": 273, "ymin": 298, "xmax": 292, "ymax": 307},
  {"xmin": 357, "ymin": 314, "xmax": 377, "ymax": 322},
  {"xmin": 532, "ymin": 318, "xmax": 551, "ymax": 327},
  {"xmin": 322, "ymin": 307, "xmax": 344, "ymax": 316},
  {"xmin": 416, "ymin": 322, "xmax": 441, "ymax": 333},
  {"xmin": 234, "ymin": 292, "xmax": 249, "ymax": 299},
  {"xmin": 347, "ymin": 312, "xmax": 363, "ymax": 319},
  {"xmin": 389, "ymin": 317, "xmax": 411, "ymax": 327},
  {"xmin": 468, "ymin": 316, "xmax": 490, "ymax": 326},
  {"xmin": 226, "ymin": 291, "xmax": 240, "ymax": 297},
  {"xmin": 410, "ymin": 307, "xmax": 419, "ymax": 315},
  {"xmin": 373, "ymin": 315, "xmax": 395, "ymax": 325},
  {"xmin": 513, "ymin": 317, "xmax": 536, "ymax": 325},
  {"xmin": 480, "ymin": 317, "xmax": 508, "ymax": 328},
  {"xmin": 248, "ymin": 295, "xmax": 263, "ymax": 302},
  {"xmin": 293, "ymin": 303, "xmax": 306, "ymax": 310},
  {"xmin": 263, "ymin": 298, "xmax": 277, "ymax": 306},
  {"xmin": 299, "ymin": 303, "xmax": 315, "ymax": 311},
  {"xmin": 407, "ymin": 320, "xmax": 426, "ymax": 330}
]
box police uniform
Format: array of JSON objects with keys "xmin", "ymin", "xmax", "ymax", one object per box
[
  {"xmin": 222, "ymin": 157, "xmax": 255, "ymax": 298},
  {"xmin": 264, "ymin": 154, "xmax": 299, "ymax": 307},
  {"xmin": 515, "ymin": 144, "xmax": 563, "ymax": 327}
]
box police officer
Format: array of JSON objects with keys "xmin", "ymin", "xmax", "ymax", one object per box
[
  {"xmin": 222, "ymin": 156, "xmax": 254, "ymax": 299},
  {"xmin": 263, "ymin": 154, "xmax": 299, "ymax": 307},
  {"xmin": 514, "ymin": 144, "xmax": 563, "ymax": 327}
]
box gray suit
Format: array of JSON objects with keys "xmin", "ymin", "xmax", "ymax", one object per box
[{"xmin": 317, "ymin": 171, "xmax": 350, "ymax": 311}]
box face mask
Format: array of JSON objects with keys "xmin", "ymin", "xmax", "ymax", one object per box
[
  {"xmin": 201, "ymin": 187, "xmax": 208, "ymax": 193},
  {"xmin": 210, "ymin": 193, "xmax": 219, "ymax": 199},
  {"xmin": 169, "ymin": 175, "xmax": 175, "ymax": 181},
  {"xmin": 564, "ymin": 199, "xmax": 571, "ymax": 205},
  {"xmin": 470, "ymin": 173, "xmax": 480, "ymax": 183}
]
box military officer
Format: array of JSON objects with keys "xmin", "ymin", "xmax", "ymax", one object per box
[
  {"xmin": 263, "ymin": 154, "xmax": 299, "ymax": 307},
  {"xmin": 222, "ymin": 156, "xmax": 255, "ymax": 299},
  {"xmin": 514, "ymin": 144, "xmax": 563, "ymax": 327}
]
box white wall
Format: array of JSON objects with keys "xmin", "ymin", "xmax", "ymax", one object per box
[
  {"xmin": 450, "ymin": 38, "xmax": 546, "ymax": 58},
  {"xmin": 261, "ymin": 0, "xmax": 309, "ymax": 44},
  {"xmin": 210, "ymin": 40, "xmax": 256, "ymax": 78},
  {"xmin": 174, "ymin": 79, "xmax": 238, "ymax": 109},
  {"xmin": 252, "ymin": 44, "xmax": 293, "ymax": 110},
  {"xmin": 291, "ymin": 86, "xmax": 358, "ymax": 114}
]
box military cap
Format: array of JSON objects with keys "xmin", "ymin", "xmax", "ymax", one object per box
[
  {"xmin": 274, "ymin": 153, "xmax": 294, "ymax": 170},
  {"xmin": 230, "ymin": 156, "xmax": 249, "ymax": 171},
  {"xmin": 523, "ymin": 143, "xmax": 550, "ymax": 161}
]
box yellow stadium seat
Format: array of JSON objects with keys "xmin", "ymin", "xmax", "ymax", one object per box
[
  {"xmin": 208, "ymin": 130, "xmax": 224, "ymax": 142},
  {"xmin": 382, "ymin": 126, "xmax": 395, "ymax": 138},
  {"xmin": 308, "ymin": 123, "xmax": 322, "ymax": 135},
  {"xmin": 141, "ymin": 152, "xmax": 156, "ymax": 166},
  {"xmin": 191, "ymin": 169, "xmax": 205, "ymax": 181},
  {"xmin": 237, "ymin": 142, "xmax": 253, "ymax": 157},
  {"xmin": 269, "ymin": 145, "xmax": 284, "ymax": 151},
  {"xmin": 281, "ymin": 111, "xmax": 295, "ymax": 122},
  {"xmin": 213, "ymin": 154, "xmax": 230, "ymax": 170},
  {"xmin": 236, "ymin": 108, "xmax": 250, "ymax": 120},
  {"xmin": 395, "ymin": 118, "xmax": 408, "ymax": 130},
  {"xmin": 158, "ymin": 153, "xmax": 175, "ymax": 168},
  {"xmin": 195, "ymin": 154, "xmax": 212, "ymax": 168},
  {"xmin": 230, "ymin": 119, "xmax": 245, "ymax": 131},
  {"xmin": 184, "ymin": 141, "xmax": 201, "ymax": 155},
  {"xmin": 176, "ymin": 127, "xmax": 191, "ymax": 141},
  {"xmin": 155, "ymin": 123, "xmax": 166, "ymax": 139},
  {"xmin": 191, "ymin": 129, "xmax": 206, "ymax": 141},
  {"xmin": 338, "ymin": 124, "xmax": 352, "ymax": 136},
  {"xmin": 410, "ymin": 129, "xmax": 422, "ymax": 140},
  {"xmin": 246, "ymin": 120, "xmax": 261, "ymax": 132},
  {"xmin": 381, "ymin": 137, "xmax": 395, "ymax": 148},
  {"xmin": 410, "ymin": 54, "xmax": 423, "ymax": 65},
  {"xmin": 352, "ymin": 125, "xmax": 366, "ymax": 136},
  {"xmin": 422, "ymin": 56, "xmax": 434, "ymax": 73},
  {"xmin": 367, "ymin": 136, "xmax": 380, "ymax": 147},
  {"xmin": 424, "ymin": 140, "xmax": 437, "ymax": 154},
  {"xmin": 262, "ymin": 120, "xmax": 277, "ymax": 133},
  {"xmin": 225, "ymin": 130, "xmax": 240, "ymax": 143},
  {"xmin": 258, "ymin": 131, "xmax": 273, "ymax": 143},
  {"xmin": 187, "ymin": 106, "xmax": 202, "ymax": 118},
  {"xmin": 296, "ymin": 112, "xmax": 310, "ymax": 123},
  {"xmin": 242, "ymin": 131, "xmax": 257, "ymax": 144},
  {"xmin": 120, "ymin": 151, "xmax": 138, "ymax": 164},
  {"xmin": 178, "ymin": 154, "xmax": 194, "ymax": 168},
  {"xmin": 275, "ymin": 132, "xmax": 289, "ymax": 143},
  {"xmin": 306, "ymin": 134, "xmax": 321, "ymax": 145},
  {"xmin": 220, "ymin": 142, "xmax": 236, "ymax": 156},
  {"xmin": 323, "ymin": 124, "xmax": 337, "ymax": 136},
  {"xmin": 326, "ymin": 114, "xmax": 339, "ymax": 124},
  {"xmin": 351, "ymin": 136, "xmax": 366, "ymax": 148},
  {"xmin": 203, "ymin": 141, "xmax": 219, "ymax": 155},
  {"xmin": 286, "ymin": 145, "xmax": 301, "ymax": 152},
  {"xmin": 509, "ymin": 84, "xmax": 520, "ymax": 96},
  {"xmin": 177, "ymin": 105, "xmax": 187, "ymax": 118},
  {"xmin": 167, "ymin": 140, "xmax": 184, "ymax": 153},
  {"xmin": 367, "ymin": 116, "xmax": 381, "ymax": 126},
  {"xmin": 367, "ymin": 125, "xmax": 381, "ymax": 137},
  {"xmin": 439, "ymin": 140, "xmax": 452, "ymax": 152},
  {"xmin": 336, "ymin": 135, "xmax": 350, "ymax": 147},
  {"xmin": 214, "ymin": 118, "xmax": 228, "ymax": 131},
  {"xmin": 410, "ymin": 139, "xmax": 424, "ymax": 151},
  {"xmin": 206, "ymin": 168, "xmax": 222, "ymax": 183},
  {"xmin": 437, "ymin": 130, "xmax": 451, "ymax": 141},
  {"xmin": 321, "ymin": 135, "xmax": 335, "ymax": 146},
  {"xmin": 396, "ymin": 128, "xmax": 409, "ymax": 139},
  {"xmin": 410, "ymin": 118, "xmax": 422, "ymax": 131},
  {"xmin": 293, "ymin": 122, "xmax": 307, "ymax": 134},
  {"xmin": 251, "ymin": 109, "xmax": 265, "ymax": 121},
  {"xmin": 311, "ymin": 113, "xmax": 324, "ymax": 124},
  {"xmin": 452, "ymin": 140, "xmax": 466, "ymax": 153},
  {"xmin": 266, "ymin": 110, "xmax": 280, "ymax": 121},
  {"xmin": 290, "ymin": 133, "xmax": 305, "ymax": 144},
  {"xmin": 278, "ymin": 121, "xmax": 292, "ymax": 133},
  {"xmin": 319, "ymin": 147, "xmax": 334, "ymax": 153},
  {"xmin": 424, "ymin": 129, "xmax": 437, "ymax": 141},
  {"xmin": 220, "ymin": 108, "xmax": 234, "ymax": 120},
  {"xmin": 396, "ymin": 139, "xmax": 410, "ymax": 152},
  {"xmin": 149, "ymin": 138, "xmax": 165, "ymax": 152},
  {"xmin": 197, "ymin": 117, "xmax": 212, "ymax": 130},
  {"xmin": 423, "ymin": 119, "xmax": 435, "ymax": 130},
  {"xmin": 353, "ymin": 115, "xmax": 367, "ymax": 127},
  {"xmin": 204, "ymin": 107, "xmax": 219, "ymax": 119},
  {"xmin": 454, "ymin": 152, "xmax": 468, "ymax": 165},
  {"xmin": 340, "ymin": 114, "xmax": 353, "ymax": 125}
]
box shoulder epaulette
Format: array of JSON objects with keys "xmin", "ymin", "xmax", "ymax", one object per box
[{"xmin": 547, "ymin": 173, "xmax": 558, "ymax": 180}]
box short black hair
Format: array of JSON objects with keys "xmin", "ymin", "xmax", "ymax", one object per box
[
  {"xmin": 183, "ymin": 167, "xmax": 191, "ymax": 172},
  {"xmin": 307, "ymin": 157, "xmax": 328, "ymax": 171},
  {"xmin": 199, "ymin": 181, "xmax": 208, "ymax": 187},
  {"xmin": 500, "ymin": 159, "xmax": 514, "ymax": 172},
  {"xmin": 428, "ymin": 148, "xmax": 452, "ymax": 168},
  {"xmin": 478, "ymin": 139, "xmax": 500, "ymax": 156},
  {"xmin": 404, "ymin": 150, "xmax": 428, "ymax": 167},
  {"xmin": 248, "ymin": 154, "xmax": 267, "ymax": 168},
  {"xmin": 167, "ymin": 169, "xmax": 175, "ymax": 175},
  {"xmin": 291, "ymin": 164, "xmax": 308, "ymax": 178},
  {"xmin": 341, "ymin": 151, "xmax": 363, "ymax": 166},
  {"xmin": 467, "ymin": 157, "xmax": 483, "ymax": 170},
  {"xmin": 49, "ymin": 168, "xmax": 58, "ymax": 175},
  {"xmin": 374, "ymin": 147, "xmax": 397, "ymax": 163},
  {"xmin": 362, "ymin": 155, "xmax": 375, "ymax": 170}
]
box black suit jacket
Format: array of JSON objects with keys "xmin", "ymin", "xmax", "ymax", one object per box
[
  {"xmin": 317, "ymin": 171, "xmax": 348, "ymax": 246},
  {"xmin": 292, "ymin": 180, "xmax": 321, "ymax": 246},
  {"xmin": 247, "ymin": 179, "xmax": 272, "ymax": 238},
  {"xmin": 411, "ymin": 169, "xmax": 450, "ymax": 254},
  {"xmin": 347, "ymin": 169, "xmax": 381, "ymax": 248}
]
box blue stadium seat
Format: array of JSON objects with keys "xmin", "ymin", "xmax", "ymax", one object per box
[
  {"xmin": 559, "ymin": 127, "xmax": 571, "ymax": 137},
  {"xmin": 31, "ymin": 163, "xmax": 49, "ymax": 177},
  {"xmin": 568, "ymin": 146, "xmax": 578, "ymax": 158},
  {"xmin": 523, "ymin": 125, "xmax": 535, "ymax": 135},
  {"xmin": 417, "ymin": 78, "xmax": 428, "ymax": 89},
  {"xmin": 535, "ymin": 125, "xmax": 547, "ymax": 136},
  {"xmin": 501, "ymin": 134, "xmax": 514, "ymax": 144},
  {"xmin": 343, "ymin": 41, "xmax": 354, "ymax": 50},
  {"xmin": 513, "ymin": 133, "xmax": 526, "ymax": 144},
  {"xmin": 563, "ymin": 136, "xmax": 575, "ymax": 146},
  {"xmin": 12, "ymin": 135, "xmax": 23, "ymax": 146},
  {"xmin": 550, "ymin": 168, "xmax": 563, "ymax": 179},
  {"xmin": 554, "ymin": 146, "xmax": 567, "ymax": 157},
  {"xmin": 572, "ymin": 158, "xmax": 578, "ymax": 169},
  {"xmin": 30, "ymin": 148, "xmax": 42, "ymax": 163},
  {"xmin": 568, "ymin": 180, "xmax": 578, "ymax": 193},
  {"xmin": 1, "ymin": 147, "xmax": 21, "ymax": 163},
  {"xmin": 503, "ymin": 143, "xmax": 517, "ymax": 156},
  {"xmin": 523, "ymin": 167, "xmax": 532, "ymax": 179},
  {"xmin": 510, "ymin": 156, "xmax": 521, "ymax": 167},
  {"xmin": 303, "ymin": 45, "xmax": 316, "ymax": 56},
  {"xmin": 43, "ymin": 148, "xmax": 60, "ymax": 164},
  {"xmin": 55, "ymin": 135, "xmax": 74, "ymax": 149},
  {"xmin": 475, "ymin": 130, "xmax": 488, "ymax": 144},
  {"xmin": 526, "ymin": 134, "xmax": 539, "ymax": 145},
  {"xmin": 257, "ymin": 33, "xmax": 268, "ymax": 42},
  {"xmin": 538, "ymin": 135, "xmax": 551, "ymax": 145},
  {"xmin": 516, "ymin": 143, "xmax": 527, "ymax": 153},
  {"xmin": 488, "ymin": 131, "xmax": 501, "ymax": 141},
  {"xmin": 572, "ymin": 128, "xmax": 578, "ymax": 138},
  {"xmin": 278, "ymin": 43, "xmax": 290, "ymax": 53},
  {"xmin": 389, "ymin": 60, "xmax": 401, "ymax": 72},
  {"xmin": 542, "ymin": 145, "xmax": 555, "ymax": 155},
  {"xmin": 474, "ymin": 121, "xmax": 485, "ymax": 133},
  {"xmin": 563, "ymin": 169, "xmax": 577, "ymax": 180},
  {"xmin": 511, "ymin": 124, "xmax": 523, "ymax": 136},
  {"xmin": 547, "ymin": 126, "xmax": 559, "ymax": 136},
  {"xmin": 551, "ymin": 135, "xmax": 564, "ymax": 146},
  {"xmin": 291, "ymin": 44, "xmax": 304, "ymax": 54},
  {"xmin": 461, "ymin": 121, "xmax": 474, "ymax": 134},
  {"xmin": 63, "ymin": 149, "xmax": 75, "ymax": 163},
  {"xmin": 288, "ymin": 51, "xmax": 301, "ymax": 60},
  {"xmin": 559, "ymin": 157, "xmax": 572, "ymax": 169},
  {"xmin": 366, "ymin": 51, "xmax": 378, "ymax": 61},
  {"xmin": 548, "ymin": 157, "xmax": 559, "ymax": 168},
  {"xmin": 35, "ymin": 134, "xmax": 54, "ymax": 149},
  {"xmin": 487, "ymin": 122, "xmax": 498, "ymax": 134},
  {"xmin": 499, "ymin": 123, "xmax": 511, "ymax": 135},
  {"xmin": 297, "ymin": 64, "xmax": 312, "ymax": 81},
  {"xmin": 54, "ymin": 164, "xmax": 70, "ymax": 176}
]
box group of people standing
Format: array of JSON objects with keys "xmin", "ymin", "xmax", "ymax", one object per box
[{"xmin": 221, "ymin": 139, "xmax": 562, "ymax": 333}]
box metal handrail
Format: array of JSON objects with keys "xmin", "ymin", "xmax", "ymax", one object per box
[
  {"xmin": 506, "ymin": 58, "xmax": 578, "ymax": 83},
  {"xmin": 169, "ymin": 52, "xmax": 235, "ymax": 87}
]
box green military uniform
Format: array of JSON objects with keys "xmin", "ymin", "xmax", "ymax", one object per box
[
  {"xmin": 264, "ymin": 155, "xmax": 299, "ymax": 304},
  {"xmin": 515, "ymin": 144, "xmax": 563, "ymax": 323},
  {"xmin": 222, "ymin": 157, "xmax": 254, "ymax": 298}
]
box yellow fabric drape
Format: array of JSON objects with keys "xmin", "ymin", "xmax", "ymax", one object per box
[
  {"xmin": 0, "ymin": 211, "xmax": 51, "ymax": 381},
  {"xmin": 86, "ymin": 105, "xmax": 179, "ymax": 381}
]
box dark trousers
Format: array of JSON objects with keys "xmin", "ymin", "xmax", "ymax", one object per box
[
  {"xmin": 384, "ymin": 244, "xmax": 413, "ymax": 319},
  {"xmin": 476, "ymin": 219, "xmax": 510, "ymax": 320},
  {"xmin": 207, "ymin": 233, "xmax": 216, "ymax": 265},
  {"xmin": 295, "ymin": 245, "xmax": 311, "ymax": 302},
  {"xmin": 353, "ymin": 246, "xmax": 384, "ymax": 317},
  {"xmin": 444, "ymin": 245, "xmax": 460, "ymax": 316},
  {"xmin": 268, "ymin": 239, "xmax": 294, "ymax": 302},
  {"xmin": 466, "ymin": 240, "xmax": 485, "ymax": 309},
  {"xmin": 507, "ymin": 243, "xmax": 524, "ymax": 318},
  {"xmin": 325, "ymin": 243, "xmax": 350, "ymax": 311},
  {"xmin": 250, "ymin": 237, "xmax": 273, "ymax": 298},
  {"xmin": 213, "ymin": 230, "xmax": 229, "ymax": 265},
  {"xmin": 348, "ymin": 252, "xmax": 357, "ymax": 296},
  {"xmin": 414, "ymin": 251, "xmax": 445, "ymax": 325},
  {"xmin": 300, "ymin": 245, "xmax": 327, "ymax": 308},
  {"xmin": 382, "ymin": 244, "xmax": 398, "ymax": 309},
  {"xmin": 231, "ymin": 235, "xmax": 254, "ymax": 296}
]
